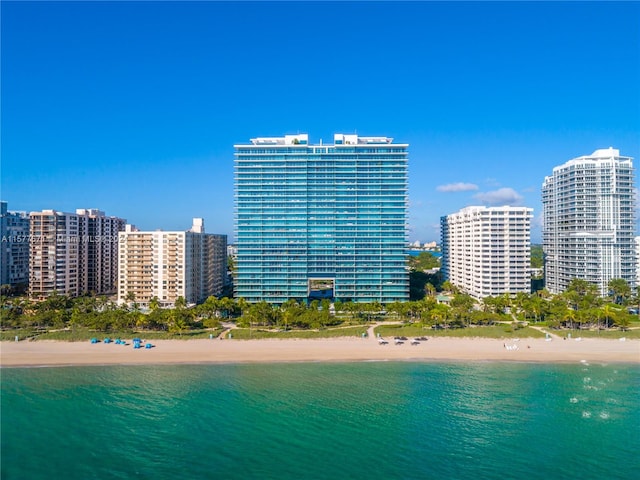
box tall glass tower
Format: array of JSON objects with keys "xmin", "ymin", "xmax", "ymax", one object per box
[
  {"xmin": 542, "ymin": 147, "xmax": 636, "ymax": 295},
  {"xmin": 234, "ymin": 133, "xmax": 408, "ymax": 304}
]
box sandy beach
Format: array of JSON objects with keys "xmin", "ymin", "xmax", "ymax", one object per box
[{"xmin": 1, "ymin": 335, "xmax": 638, "ymax": 367}]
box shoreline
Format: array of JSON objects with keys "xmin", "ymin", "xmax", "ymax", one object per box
[{"xmin": 1, "ymin": 336, "xmax": 638, "ymax": 368}]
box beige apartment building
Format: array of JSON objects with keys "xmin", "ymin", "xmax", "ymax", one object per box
[
  {"xmin": 117, "ymin": 218, "xmax": 227, "ymax": 308},
  {"xmin": 29, "ymin": 209, "xmax": 125, "ymax": 298}
]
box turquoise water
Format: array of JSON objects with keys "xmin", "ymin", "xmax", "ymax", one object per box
[{"xmin": 2, "ymin": 362, "xmax": 639, "ymax": 479}]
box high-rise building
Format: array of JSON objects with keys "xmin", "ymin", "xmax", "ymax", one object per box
[
  {"xmin": 76, "ymin": 209, "xmax": 126, "ymax": 296},
  {"xmin": 234, "ymin": 133, "xmax": 408, "ymax": 304},
  {"xmin": 117, "ymin": 218, "xmax": 227, "ymax": 308},
  {"xmin": 635, "ymin": 237, "xmax": 640, "ymax": 288},
  {"xmin": 441, "ymin": 206, "xmax": 532, "ymax": 299},
  {"xmin": 0, "ymin": 201, "xmax": 30, "ymax": 289},
  {"xmin": 542, "ymin": 148, "xmax": 636, "ymax": 295},
  {"xmin": 29, "ymin": 209, "xmax": 125, "ymax": 298}
]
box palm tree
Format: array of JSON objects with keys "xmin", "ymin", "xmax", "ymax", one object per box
[
  {"xmin": 149, "ymin": 296, "xmax": 160, "ymax": 312},
  {"xmin": 168, "ymin": 310, "xmax": 187, "ymax": 336},
  {"xmin": 384, "ymin": 301, "xmax": 401, "ymax": 320},
  {"xmin": 563, "ymin": 308, "xmax": 577, "ymax": 331},
  {"xmin": 280, "ymin": 299, "xmax": 301, "ymax": 331},
  {"xmin": 529, "ymin": 295, "xmax": 545, "ymax": 323},
  {"xmin": 599, "ymin": 304, "xmax": 617, "ymax": 329},
  {"xmin": 136, "ymin": 311, "xmax": 150, "ymax": 331},
  {"xmin": 441, "ymin": 281, "xmax": 457, "ymax": 294},
  {"xmin": 199, "ymin": 296, "xmax": 219, "ymax": 319},
  {"xmin": 615, "ymin": 312, "xmax": 631, "ymax": 331},
  {"xmin": 513, "ymin": 292, "xmax": 529, "ymax": 318},
  {"xmin": 174, "ymin": 296, "xmax": 187, "ymax": 309},
  {"xmin": 430, "ymin": 303, "xmax": 450, "ymax": 329},
  {"xmin": 220, "ymin": 297, "xmax": 235, "ymax": 318},
  {"xmin": 125, "ymin": 291, "xmax": 136, "ymax": 305},
  {"xmin": 425, "ymin": 283, "xmax": 436, "ymax": 297},
  {"xmin": 608, "ymin": 278, "xmax": 631, "ymax": 305}
]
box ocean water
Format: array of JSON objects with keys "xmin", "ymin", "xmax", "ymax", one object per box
[{"xmin": 2, "ymin": 362, "xmax": 639, "ymax": 480}]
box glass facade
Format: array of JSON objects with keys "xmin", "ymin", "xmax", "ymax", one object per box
[{"xmin": 234, "ymin": 134, "xmax": 408, "ymax": 304}]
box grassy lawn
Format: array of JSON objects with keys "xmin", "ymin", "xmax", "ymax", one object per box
[
  {"xmin": 226, "ymin": 326, "xmax": 369, "ymax": 340},
  {"xmin": 548, "ymin": 328, "xmax": 640, "ymax": 339},
  {"xmin": 374, "ymin": 324, "xmax": 547, "ymax": 339},
  {"xmin": 0, "ymin": 329, "xmax": 45, "ymax": 341},
  {"xmin": 2, "ymin": 327, "xmax": 225, "ymax": 342}
]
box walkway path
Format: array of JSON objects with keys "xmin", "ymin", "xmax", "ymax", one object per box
[{"xmin": 367, "ymin": 321, "xmax": 403, "ymax": 342}]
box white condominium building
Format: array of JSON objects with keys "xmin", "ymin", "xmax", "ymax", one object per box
[
  {"xmin": 117, "ymin": 218, "xmax": 227, "ymax": 308},
  {"xmin": 441, "ymin": 206, "xmax": 532, "ymax": 299},
  {"xmin": 542, "ymin": 148, "xmax": 635, "ymax": 295},
  {"xmin": 635, "ymin": 237, "xmax": 640, "ymax": 288}
]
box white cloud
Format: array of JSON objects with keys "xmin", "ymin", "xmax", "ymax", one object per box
[
  {"xmin": 473, "ymin": 187, "xmax": 524, "ymax": 206},
  {"xmin": 436, "ymin": 182, "xmax": 479, "ymax": 192}
]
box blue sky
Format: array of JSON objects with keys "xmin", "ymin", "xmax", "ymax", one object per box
[{"xmin": 2, "ymin": 1, "xmax": 639, "ymax": 243}]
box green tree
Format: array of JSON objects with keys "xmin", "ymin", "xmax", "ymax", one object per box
[
  {"xmin": 425, "ymin": 283, "xmax": 436, "ymax": 297},
  {"xmin": 199, "ymin": 296, "xmax": 220, "ymax": 319},
  {"xmin": 563, "ymin": 279, "xmax": 601, "ymax": 310},
  {"xmin": 441, "ymin": 281, "xmax": 458, "ymax": 294},
  {"xmin": 386, "ymin": 301, "xmax": 408, "ymax": 321},
  {"xmin": 562, "ymin": 307, "xmax": 577, "ymax": 330},
  {"xmin": 614, "ymin": 312, "xmax": 631, "ymax": 331},
  {"xmin": 599, "ymin": 304, "xmax": 618, "ymax": 329},
  {"xmin": 450, "ymin": 293, "xmax": 475, "ymax": 327},
  {"xmin": 527, "ymin": 294, "xmax": 544, "ymax": 323},
  {"xmin": 168, "ymin": 310, "xmax": 188, "ymax": 336},
  {"xmin": 280, "ymin": 299, "xmax": 303, "ymax": 331},
  {"xmin": 149, "ymin": 296, "xmax": 160, "ymax": 312},
  {"xmin": 174, "ymin": 296, "xmax": 187, "ymax": 309},
  {"xmin": 407, "ymin": 252, "xmax": 440, "ymax": 271},
  {"xmin": 430, "ymin": 303, "xmax": 450, "ymax": 329},
  {"xmin": 530, "ymin": 244, "xmax": 544, "ymax": 269},
  {"xmin": 608, "ymin": 278, "xmax": 631, "ymax": 305}
]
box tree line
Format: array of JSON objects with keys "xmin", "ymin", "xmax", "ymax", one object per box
[{"xmin": 1, "ymin": 277, "xmax": 636, "ymax": 335}]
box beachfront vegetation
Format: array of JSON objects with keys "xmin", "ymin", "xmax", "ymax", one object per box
[
  {"xmin": 2, "ymin": 277, "xmax": 639, "ymax": 341},
  {"xmin": 375, "ymin": 324, "xmax": 547, "ymax": 339},
  {"xmin": 228, "ymin": 326, "xmax": 368, "ymax": 340}
]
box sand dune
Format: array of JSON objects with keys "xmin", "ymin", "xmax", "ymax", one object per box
[{"xmin": 1, "ymin": 335, "xmax": 638, "ymax": 367}]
